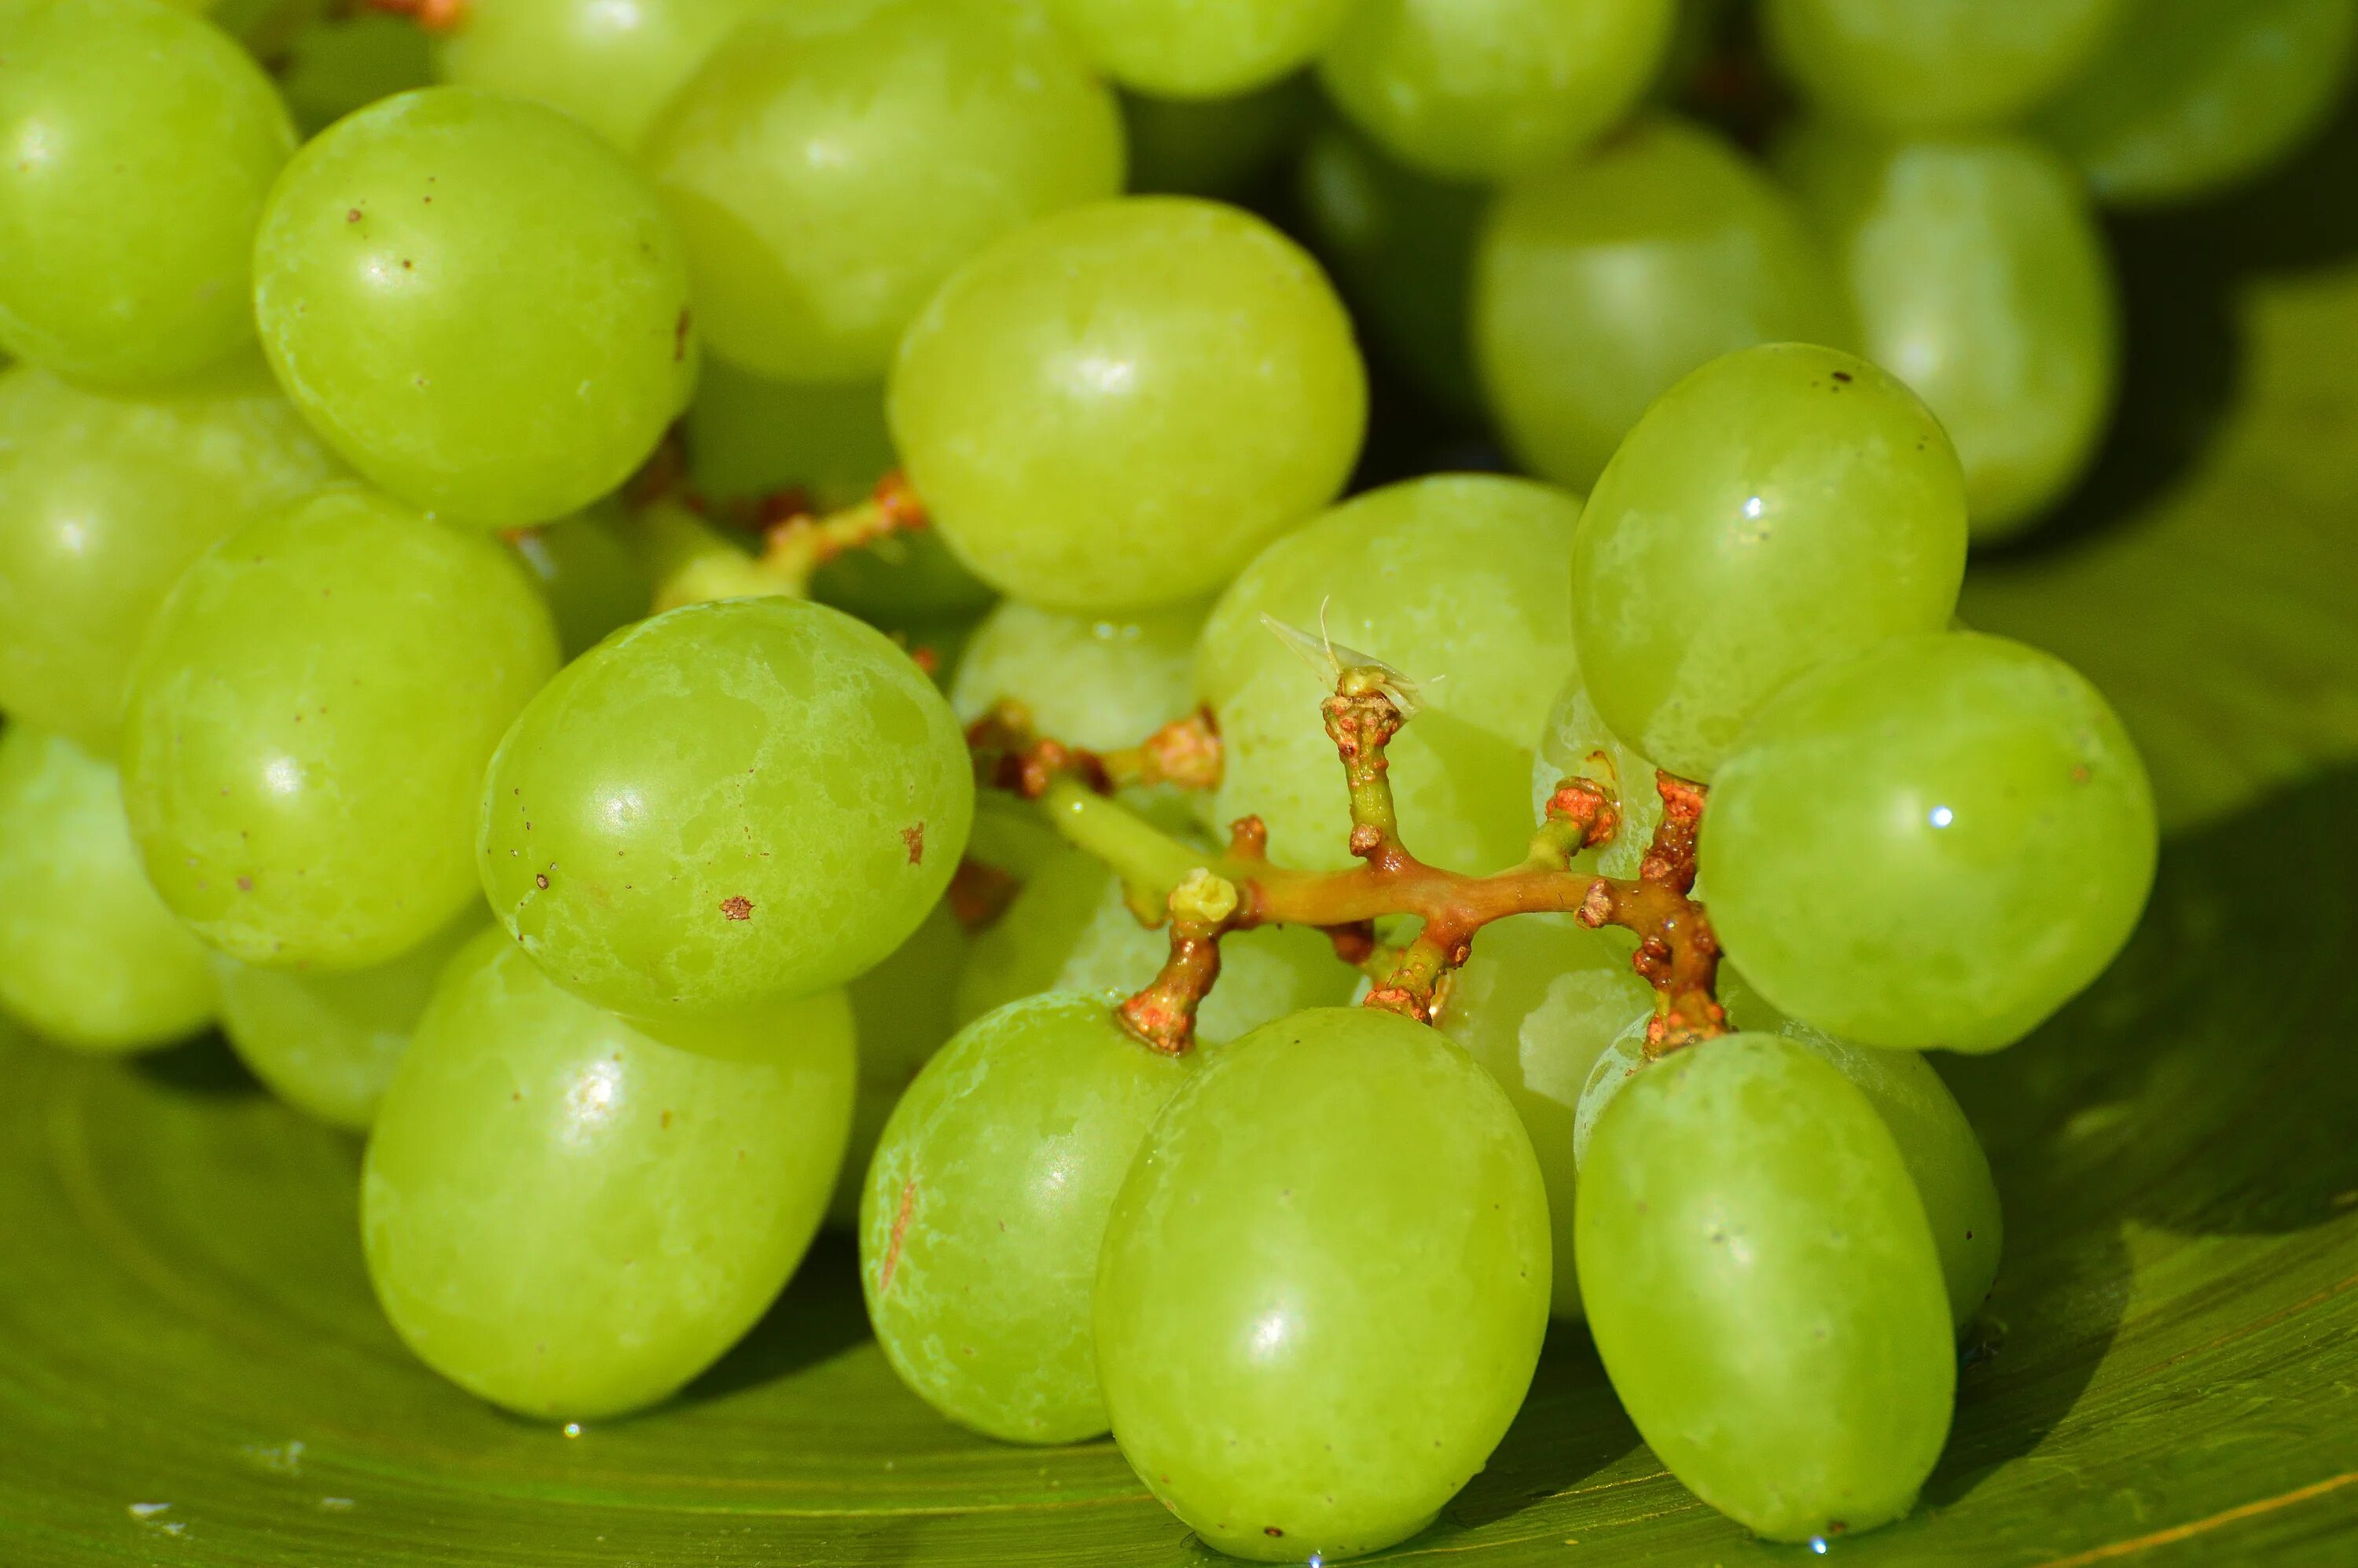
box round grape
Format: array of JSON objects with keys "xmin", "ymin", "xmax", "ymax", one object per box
[
  {"xmin": 1049, "ymin": 0, "xmax": 1357, "ymax": 98},
  {"xmin": 432, "ymin": 0, "xmax": 763, "ymax": 151},
  {"xmin": 1763, "ymin": 0, "xmax": 2128, "ymax": 132},
  {"xmin": 951, "ymin": 599, "xmax": 1206, "ymax": 754}
]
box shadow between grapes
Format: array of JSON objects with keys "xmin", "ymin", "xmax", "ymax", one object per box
[
  {"xmin": 676, "ymin": 1229, "xmax": 877, "ymax": 1409},
  {"xmin": 130, "ymin": 1028, "xmax": 265, "ymax": 1101}
]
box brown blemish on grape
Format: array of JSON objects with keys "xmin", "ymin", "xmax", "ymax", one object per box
[
  {"xmin": 236, "ymin": 876, "xmax": 252, "ymax": 892},
  {"xmin": 534, "ymin": 873, "xmax": 549, "ymax": 889},
  {"xmin": 674, "ymin": 308, "xmax": 692, "ymax": 362},
  {"xmin": 720, "ymin": 895, "xmax": 753, "ymax": 920},
  {"xmin": 879, "ymin": 1179, "xmax": 917, "ymax": 1295},
  {"xmin": 660, "ymin": 1110, "xmax": 673, "ymax": 1129},
  {"xmin": 902, "ymin": 823, "xmax": 925, "ymax": 865},
  {"xmin": 1264, "ymin": 1527, "xmax": 1284, "ymax": 1538},
  {"xmin": 346, "ymin": 209, "xmax": 362, "ymax": 223},
  {"xmin": 1831, "ymin": 369, "xmax": 1853, "ymax": 384}
]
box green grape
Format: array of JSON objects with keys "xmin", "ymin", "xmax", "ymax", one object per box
[
  {"xmin": 965, "ymin": 795, "xmax": 1071, "ymax": 881},
  {"xmin": 950, "ymin": 599, "xmax": 1205, "ymax": 751},
  {"xmin": 641, "ymin": 0, "xmax": 1123, "ymax": 384},
  {"xmin": 1122, "ymin": 76, "xmax": 1317, "ymax": 198},
  {"xmin": 1318, "ymin": 0, "xmax": 1676, "ymax": 181},
  {"xmin": 861, "ymin": 991, "xmax": 1194, "ymax": 1442},
  {"xmin": 1576, "ymin": 1033, "xmax": 1954, "ymax": 1541},
  {"xmin": 1572, "ymin": 342, "xmax": 1969, "ymax": 780},
  {"xmin": 1095, "ymin": 1006, "xmax": 1551, "ymax": 1561},
  {"xmin": 123, "ymin": 487, "xmax": 560, "ymax": 970},
  {"xmin": 278, "ymin": 13, "xmax": 434, "ymax": 138},
  {"xmin": 362, "ymin": 928, "xmax": 854, "ymax": 1419},
  {"xmin": 432, "ymin": 0, "xmax": 762, "ymax": 151},
  {"xmin": 1779, "ymin": 127, "xmax": 2119, "ymax": 541},
  {"xmin": 253, "ymin": 87, "xmax": 695, "ymax": 526},
  {"xmin": 1296, "ymin": 118, "xmax": 1485, "ymax": 416},
  {"xmin": 1530, "ymin": 665, "xmax": 1664, "ymax": 882},
  {"xmin": 0, "ymin": 0, "xmax": 293, "ymax": 387},
  {"xmin": 505, "ymin": 506, "xmax": 653, "ymax": 660},
  {"xmin": 1199, "ymin": 474, "xmax": 1581, "ymax": 872},
  {"xmin": 1704, "ymin": 631, "xmax": 2157, "ymax": 1053},
  {"xmin": 1763, "ymin": 0, "xmax": 2127, "ymax": 133},
  {"xmin": 1473, "ymin": 117, "xmax": 1854, "ymax": 492},
  {"xmin": 890, "ymin": 197, "xmax": 1367, "ymax": 613},
  {"xmin": 0, "ymin": 358, "xmax": 340, "ymax": 752},
  {"xmin": 827, "ymin": 899, "xmax": 967, "ymax": 1228},
  {"xmin": 2038, "ymin": 0, "xmax": 2358, "ymax": 207},
  {"xmin": 478, "ymin": 597, "xmax": 973, "ymax": 1022},
  {"xmin": 0, "ymin": 728, "xmax": 214, "ymax": 1054},
  {"xmin": 1436, "ymin": 913, "xmax": 1653, "ymax": 1319},
  {"xmin": 1049, "ymin": 0, "xmax": 1357, "ymax": 97},
  {"xmin": 215, "ymin": 910, "xmax": 484, "ymax": 1132},
  {"xmin": 953, "ymin": 847, "xmax": 1356, "ymax": 1041}
]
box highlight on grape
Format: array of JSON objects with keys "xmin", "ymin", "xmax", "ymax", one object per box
[{"xmin": 0, "ymin": 0, "xmax": 2343, "ymax": 1559}]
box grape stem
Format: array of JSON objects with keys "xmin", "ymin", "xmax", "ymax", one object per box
[
  {"xmin": 635, "ymin": 472, "xmax": 930, "ymax": 612},
  {"xmin": 971, "ymin": 671, "xmax": 1730, "ymax": 1056}
]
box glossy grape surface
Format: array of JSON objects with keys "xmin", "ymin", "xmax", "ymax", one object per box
[
  {"xmin": 1780, "ymin": 128, "xmax": 2118, "ymax": 540},
  {"xmin": 1096, "ymin": 1006, "xmax": 1550, "ymax": 1560},
  {"xmin": 827, "ymin": 899, "xmax": 967, "ymax": 1228},
  {"xmin": 1764, "ymin": 0, "xmax": 2127, "ymax": 132},
  {"xmin": 0, "ymin": 358, "xmax": 340, "ymax": 752},
  {"xmin": 1199, "ymin": 473, "xmax": 1581, "ymax": 872},
  {"xmin": 433, "ymin": 0, "xmax": 763, "ymax": 150},
  {"xmin": 123, "ymin": 487, "xmax": 560, "ymax": 970},
  {"xmin": 1474, "ymin": 119, "xmax": 1854, "ymax": 491},
  {"xmin": 254, "ymin": 87, "xmax": 695, "ymax": 526},
  {"xmin": 363, "ymin": 929, "xmax": 854, "ymax": 1419},
  {"xmin": 0, "ymin": 728, "xmax": 215, "ymax": 1054},
  {"xmin": 891, "ymin": 197, "xmax": 1366, "ymax": 613},
  {"xmin": 1704, "ymin": 632, "xmax": 2157, "ymax": 1052},
  {"xmin": 1577, "ymin": 1033, "xmax": 1955, "ymax": 1541},
  {"xmin": 950, "ymin": 600, "xmax": 1204, "ymax": 752},
  {"xmin": 505, "ymin": 507, "xmax": 652, "ymax": 661},
  {"xmin": 861, "ymin": 992, "xmax": 1194, "ymax": 1442},
  {"xmin": 642, "ymin": 0, "xmax": 1122, "ymax": 384},
  {"xmin": 0, "ymin": 0, "xmax": 293, "ymax": 387},
  {"xmin": 1049, "ymin": 0, "xmax": 1356, "ymax": 97},
  {"xmin": 479, "ymin": 597, "xmax": 973, "ymax": 1021},
  {"xmin": 1319, "ymin": 0, "xmax": 1675, "ymax": 180},
  {"xmin": 1573, "ymin": 342, "xmax": 1968, "ymax": 779}
]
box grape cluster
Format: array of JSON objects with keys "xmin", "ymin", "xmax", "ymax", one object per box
[{"xmin": 0, "ymin": 0, "xmax": 2338, "ymax": 1559}]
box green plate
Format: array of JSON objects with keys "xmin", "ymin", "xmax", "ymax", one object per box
[{"xmin": 9, "ymin": 109, "xmax": 2358, "ymax": 1568}]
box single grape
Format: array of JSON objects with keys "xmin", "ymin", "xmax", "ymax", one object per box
[
  {"xmin": 1049, "ymin": 0, "xmax": 1357, "ymax": 97},
  {"xmin": 1318, "ymin": 0, "xmax": 1676, "ymax": 180},
  {"xmin": 890, "ymin": 197, "xmax": 1366, "ymax": 613},
  {"xmin": 0, "ymin": 357, "xmax": 341, "ymax": 752},
  {"xmin": 1763, "ymin": 0, "xmax": 2128, "ymax": 133},
  {"xmin": 826, "ymin": 899, "xmax": 967, "ymax": 1228},
  {"xmin": 432, "ymin": 0, "xmax": 762, "ymax": 151},
  {"xmin": 0, "ymin": 728, "xmax": 215, "ymax": 1054},
  {"xmin": 1435, "ymin": 913, "xmax": 1654, "ymax": 1318},
  {"xmin": 505, "ymin": 506, "xmax": 653, "ymax": 661},
  {"xmin": 122, "ymin": 487, "xmax": 560, "ymax": 970},
  {"xmin": 861, "ymin": 992, "xmax": 1194, "ymax": 1442},
  {"xmin": 277, "ymin": 13, "xmax": 433, "ymax": 137},
  {"xmin": 254, "ymin": 87, "xmax": 695, "ymax": 526},
  {"xmin": 215, "ymin": 910, "xmax": 484, "ymax": 1132},
  {"xmin": 1530, "ymin": 664, "xmax": 1665, "ymax": 881},
  {"xmin": 0, "ymin": 0, "xmax": 293, "ymax": 387},
  {"xmin": 1703, "ymin": 631, "xmax": 2157, "ymax": 1052},
  {"xmin": 951, "ymin": 599, "xmax": 1205, "ymax": 753},
  {"xmin": 362, "ymin": 928, "xmax": 854, "ymax": 1419},
  {"xmin": 1474, "ymin": 118, "xmax": 1855, "ymax": 492},
  {"xmin": 641, "ymin": 0, "xmax": 1122, "ymax": 384},
  {"xmin": 1096, "ymin": 1006, "xmax": 1551, "ymax": 1561},
  {"xmin": 2038, "ymin": 0, "xmax": 2358, "ymax": 207},
  {"xmin": 1572, "ymin": 342, "xmax": 1969, "ymax": 779},
  {"xmin": 1122, "ymin": 77, "xmax": 1317, "ymax": 199},
  {"xmin": 1578, "ymin": 1033, "xmax": 1954, "ymax": 1541},
  {"xmin": 953, "ymin": 847, "xmax": 1356, "ymax": 1041},
  {"xmin": 1199, "ymin": 473, "xmax": 1581, "ymax": 872},
  {"xmin": 478, "ymin": 597, "xmax": 974, "ymax": 1021}
]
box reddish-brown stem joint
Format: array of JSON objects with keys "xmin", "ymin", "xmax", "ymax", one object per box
[
  {"xmin": 363, "ymin": 0, "xmax": 466, "ymax": 31},
  {"xmin": 967, "ymin": 701, "xmax": 1222, "ymax": 801},
  {"xmin": 1118, "ymin": 920, "xmax": 1225, "ymax": 1055}
]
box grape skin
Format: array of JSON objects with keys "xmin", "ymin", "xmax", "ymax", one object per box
[
  {"xmin": 1763, "ymin": 0, "xmax": 2128, "ymax": 133},
  {"xmin": 950, "ymin": 599, "xmax": 1207, "ymax": 755},
  {"xmin": 1049, "ymin": 0, "xmax": 1359, "ymax": 98},
  {"xmin": 432, "ymin": 0, "xmax": 763, "ymax": 152},
  {"xmin": 827, "ymin": 899, "xmax": 967, "ymax": 1229}
]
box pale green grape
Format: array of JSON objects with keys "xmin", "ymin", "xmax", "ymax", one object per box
[
  {"xmin": 1764, "ymin": 0, "xmax": 2127, "ymax": 132},
  {"xmin": 2039, "ymin": 0, "xmax": 2358, "ymax": 207},
  {"xmin": 0, "ymin": 0, "xmax": 293, "ymax": 387},
  {"xmin": 1474, "ymin": 118, "xmax": 1855, "ymax": 491},
  {"xmin": 953, "ymin": 847, "xmax": 1356, "ymax": 1041},
  {"xmin": 1530, "ymin": 664, "xmax": 1664, "ymax": 882},
  {"xmin": 0, "ymin": 358, "xmax": 340, "ymax": 752},
  {"xmin": 890, "ymin": 197, "xmax": 1367, "ymax": 613},
  {"xmin": 1318, "ymin": 0, "xmax": 1676, "ymax": 180},
  {"xmin": 641, "ymin": 0, "xmax": 1123, "ymax": 384},
  {"xmin": 1576, "ymin": 1033, "xmax": 1954, "ymax": 1541},
  {"xmin": 1122, "ymin": 77, "xmax": 1316, "ymax": 198},
  {"xmin": 1096, "ymin": 1006, "xmax": 1550, "ymax": 1561},
  {"xmin": 478, "ymin": 597, "xmax": 973, "ymax": 1021},
  {"xmin": 123, "ymin": 487, "xmax": 560, "ymax": 970},
  {"xmin": 861, "ymin": 991, "xmax": 1194, "ymax": 1442},
  {"xmin": 0, "ymin": 728, "xmax": 214, "ymax": 1054},
  {"xmin": 827, "ymin": 899, "xmax": 966, "ymax": 1228},
  {"xmin": 1436, "ymin": 913, "xmax": 1653, "ymax": 1318},
  {"xmin": 362, "ymin": 928, "xmax": 854, "ymax": 1419},
  {"xmin": 1780, "ymin": 127, "xmax": 2119, "ymax": 541},
  {"xmin": 1050, "ymin": 0, "xmax": 1357, "ymax": 97},
  {"xmin": 950, "ymin": 599, "xmax": 1205, "ymax": 751},
  {"xmin": 215, "ymin": 910, "xmax": 484, "ymax": 1132},
  {"xmin": 1704, "ymin": 632, "xmax": 2157, "ymax": 1052},
  {"xmin": 278, "ymin": 13, "xmax": 433, "ymax": 137},
  {"xmin": 433, "ymin": 0, "xmax": 762, "ymax": 150},
  {"xmin": 506, "ymin": 506, "xmax": 653, "ymax": 660},
  {"xmin": 254, "ymin": 87, "xmax": 695, "ymax": 526},
  {"xmin": 1199, "ymin": 473, "xmax": 1581, "ymax": 872},
  {"xmin": 1572, "ymin": 342, "xmax": 1969, "ymax": 779}
]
